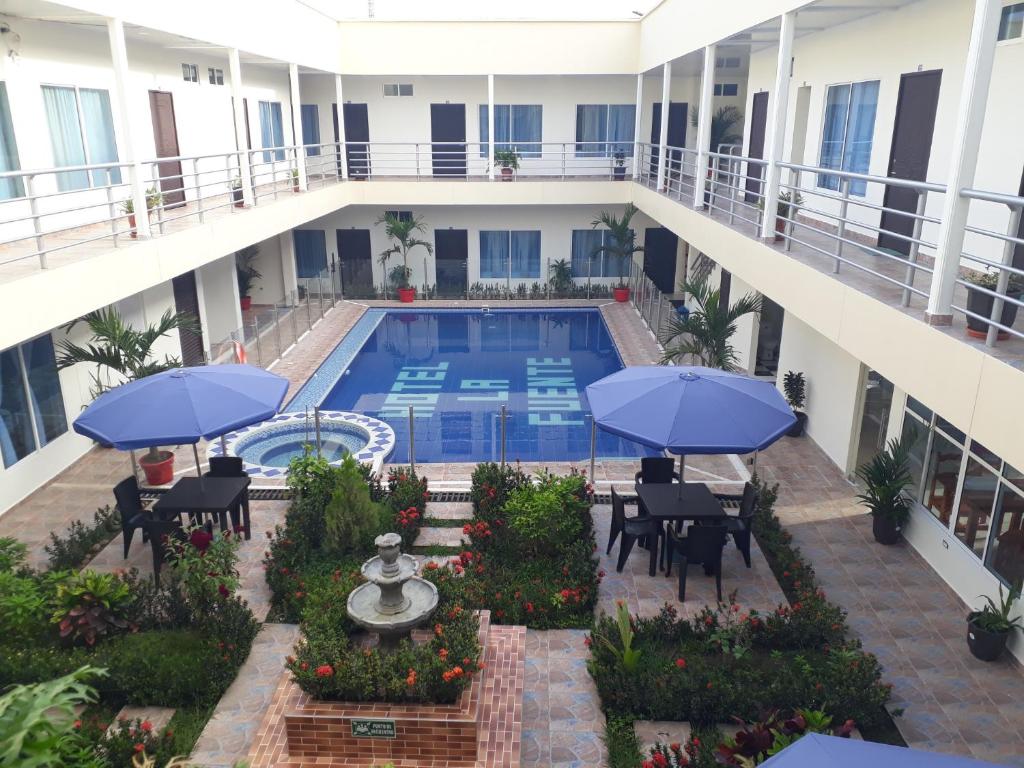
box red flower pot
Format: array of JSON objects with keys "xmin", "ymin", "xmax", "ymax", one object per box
[
  {"xmin": 139, "ymin": 451, "xmax": 174, "ymax": 486},
  {"xmin": 240, "ymin": 296, "xmax": 252, "ymax": 311},
  {"xmin": 500, "ymin": 167, "xmax": 514, "ymax": 182},
  {"xmin": 614, "ymin": 286, "xmax": 630, "ymax": 303},
  {"xmin": 397, "ymin": 287, "xmax": 416, "ymax": 303},
  {"xmin": 127, "ymin": 213, "xmax": 138, "ymax": 239}
]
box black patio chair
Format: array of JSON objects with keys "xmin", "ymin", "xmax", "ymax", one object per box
[
  {"xmin": 714, "ymin": 482, "xmax": 758, "ymax": 568},
  {"xmin": 141, "ymin": 516, "xmax": 189, "ymax": 587},
  {"xmin": 634, "ymin": 456, "xmax": 680, "ymax": 485},
  {"xmin": 610, "ymin": 487, "xmax": 660, "ymax": 577},
  {"xmin": 205, "ymin": 456, "xmax": 251, "ymax": 537},
  {"xmin": 113, "ymin": 475, "xmax": 150, "ymax": 559},
  {"xmin": 665, "ymin": 523, "xmax": 727, "ymax": 602}
]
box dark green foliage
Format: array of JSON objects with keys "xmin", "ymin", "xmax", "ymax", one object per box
[
  {"xmin": 386, "ymin": 466, "xmax": 428, "ymax": 548},
  {"xmin": 0, "ymin": 536, "xmax": 27, "ymax": 571},
  {"xmin": 660, "ymin": 277, "xmax": 762, "ymax": 370},
  {"xmin": 45, "ymin": 506, "xmax": 121, "ymax": 571},
  {"xmin": 605, "ymin": 715, "xmax": 642, "ymax": 768},
  {"xmin": 782, "ymin": 371, "xmax": 806, "ymax": 411},
  {"xmin": 324, "ymin": 455, "xmax": 388, "ymax": 554},
  {"xmin": 856, "ymin": 434, "xmax": 913, "ymax": 527}
]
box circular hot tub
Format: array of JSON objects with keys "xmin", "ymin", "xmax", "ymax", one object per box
[{"xmin": 207, "ymin": 411, "xmax": 395, "ymax": 478}]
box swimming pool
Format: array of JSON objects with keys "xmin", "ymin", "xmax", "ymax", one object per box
[{"xmin": 295, "ymin": 308, "xmax": 655, "ymax": 464}]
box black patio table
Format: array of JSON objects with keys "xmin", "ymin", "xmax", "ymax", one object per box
[
  {"xmin": 634, "ymin": 481, "xmax": 726, "ymax": 572},
  {"xmin": 153, "ymin": 476, "xmax": 251, "ymax": 539}
]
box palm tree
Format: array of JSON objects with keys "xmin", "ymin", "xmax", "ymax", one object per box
[
  {"xmin": 56, "ymin": 307, "xmax": 199, "ymax": 399},
  {"xmin": 591, "ymin": 203, "xmax": 644, "ymax": 288},
  {"xmin": 660, "ymin": 277, "xmax": 761, "ymax": 370},
  {"xmin": 689, "ymin": 106, "xmax": 744, "ymax": 152},
  {"xmin": 376, "ymin": 213, "xmax": 433, "ymax": 295}
]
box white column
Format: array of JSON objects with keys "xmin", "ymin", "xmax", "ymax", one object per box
[
  {"xmin": 758, "ymin": 11, "xmax": 796, "ymax": 241},
  {"xmin": 288, "ymin": 63, "xmax": 308, "ymax": 191},
  {"xmin": 106, "ymin": 18, "xmax": 151, "ymax": 239},
  {"xmin": 334, "ymin": 74, "xmax": 348, "ymax": 180},
  {"xmin": 487, "ymin": 74, "xmax": 496, "ymax": 180},
  {"xmin": 656, "ymin": 61, "xmax": 671, "ymax": 192},
  {"xmin": 228, "ymin": 49, "xmax": 255, "ymax": 207},
  {"xmin": 925, "ymin": 0, "xmax": 1002, "ymax": 324},
  {"xmin": 632, "ymin": 73, "xmax": 643, "ymax": 180},
  {"xmin": 279, "ymin": 231, "xmax": 299, "ymax": 303},
  {"xmin": 693, "ymin": 43, "xmax": 717, "ymax": 210}
]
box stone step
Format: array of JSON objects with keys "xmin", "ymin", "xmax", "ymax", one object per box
[
  {"xmin": 108, "ymin": 705, "xmax": 176, "ymax": 736},
  {"xmin": 415, "ymin": 554, "xmax": 456, "ymax": 571},
  {"xmin": 413, "ymin": 526, "xmax": 467, "ymax": 548},
  {"xmin": 425, "ymin": 501, "xmax": 474, "ymax": 520}
]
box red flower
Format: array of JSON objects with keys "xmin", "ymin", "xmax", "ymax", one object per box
[
  {"xmin": 675, "ymin": 658, "xmax": 686, "ymax": 669},
  {"xmin": 315, "ymin": 664, "xmax": 334, "ymax": 678},
  {"xmin": 670, "ymin": 743, "xmax": 681, "ymax": 752},
  {"xmin": 653, "ymin": 753, "xmax": 668, "ymax": 768},
  {"xmin": 643, "ymin": 761, "xmax": 655, "ymax": 768},
  {"xmin": 706, "ymin": 682, "xmax": 713, "ymax": 690},
  {"xmin": 73, "ymin": 719, "xmax": 82, "ymax": 730},
  {"xmin": 134, "ymin": 744, "xmax": 145, "ymax": 753},
  {"xmin": 218, "ymin": 584, "xmax": 229, "ymax": 598},
  {"xmin": 140, "ymin": 720, "xmax": 153, "ymax": 732},
  {"xmin": 300, "ymin": 662, "xmax": 309, "ymax": 671},
  {"xmin": 584, "ymin": 636, "xmax": 592, "ymax": 648},
  {"xmin": 189, "ymin": 529, "xmax": 213, "ymax": 552}
]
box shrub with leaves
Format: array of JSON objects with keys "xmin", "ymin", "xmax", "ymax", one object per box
[
  {"xmin": 0, "ymin": 538, "xmax": 27, "ymax": 572},
  {"xmin": 50, "ymin": 570, "xmax": 132, "ymax": 646},
  {"xmin": 166, "ymin": 528, "xmax": 241, "ymax": 610},
  {"xmin": 45, "ymin": 506, "xmax": 122, "ymax": 571},
  {"xmin": 325, "ymin": 455, "xmax": 388, "ymax": 554},
  {"xmin": 386, "ymin": 466, "xmax": 428, "ymax": 548}
]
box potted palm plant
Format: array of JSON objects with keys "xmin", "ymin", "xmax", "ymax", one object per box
[
  {"xmin": 377, "ymin": 212, "xmax": 432, "ymax": 303},
  {"xmin": 236, "ymin": 245, "xmax": 262, "ymax": 310},
  {"xmin": 120, "ymin": 188, "xmax": 162, "ymax": 239},
  {"xmin": 690, "ymin": 106, "xmax": 744, "ymax": 202},
  {"xmin": 55, "ymin": 307, "xmax": 198, "ymax": 485},
  {"xmin": 964, "ymin": 270, "xmax": 1023, "ymax": 340},
  {"xmin": 548, "ymin": 258, "xmax": 574, "ymax": 298},
  {"xmin": 660, "ymin": 277, "xmax": 761, "ymax": 369},
  {"xmin": 774, "ymin": 191, "xmax": 803, "ymax": 241},
  {"xmin": 855, "ymin": 433, "xmax": 912, "ymax": 545},
  {"xmin": 291, "ymin": 168, "xmax": 300, "ymax": 193},
  {"xmin": 783, "ymin": 371, "xmax": 807, "ymax": 437},
  {"xmin": 967, "ymin": 583, "xmax": 1022, "ymax": 661},
  {"xmin": 494, "ymin": 149, "xmax": 519, "ymax": 181},
  {"xmin": 592, "ymin": 203, "xmax": 645, "ymax": 302}
]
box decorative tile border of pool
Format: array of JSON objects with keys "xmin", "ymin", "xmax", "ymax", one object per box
[
  {"xmin": 207, "ymin": 410, "xmax": 396, "ymax": 478},
  {"xmin": 286, "ymin": 309, "xmax": 386, "ymax": 412}
]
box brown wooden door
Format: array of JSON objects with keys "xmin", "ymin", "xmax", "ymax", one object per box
[
  {"xmin": 171, "ymin": 271, "xmax": 205, "ymax": 366},
  {"xmin": 877, "ymin": 70, "xmax": 942, "ymax": 255},
  {"xmin": 745, "ymin": 91, "xmax": 769, "ymax": 203},
  {"xmin": 148, "ymin": 91, "xmax": 185, "ymax": 208}
]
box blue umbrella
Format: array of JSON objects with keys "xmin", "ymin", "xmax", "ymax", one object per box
[
  {"xmin": 585, "ymin": 366, "xmax": 795, "ymax": 489},
  {"xmin": 760, "ymin": 734, "xmax": 1007, "ymax": 768},
  {"xmin": 73, "ymin": 364, "xmax": 289, "ymax": 473}
]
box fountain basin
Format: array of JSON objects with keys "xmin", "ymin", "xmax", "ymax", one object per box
[{"xmin": 347, "ymin": 578, "xmax": 439, "ymax": 636}]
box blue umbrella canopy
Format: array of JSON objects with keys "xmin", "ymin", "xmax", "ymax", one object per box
[
  {"xmin": 585, "ymin": 365, "xmax": 795, "ymax": 454},
  {"xmin": 760, "ymin": 734, "xmax": 1007, "ymax": 768},
  {"xmin": 73, "ymin": 364, "xmax": 289, "ymax": 450}
]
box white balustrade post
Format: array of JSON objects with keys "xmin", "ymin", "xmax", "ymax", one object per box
[
  {"xmin": 656, "ymin": 62, "xmax": 671, "ymax": 192},
  {"xmin": 925, "ymin": 0, "xmax": 1003, "ymax": 325},
  {"xmin": 632, "ymin": 73, "xmax": 643, "ymax": 181},
  {"xmin": 106, "ymin": 18, "xmax": 151, "ymax": 239},
  {"xmin": 228, "ymin": 48, "xmax": 255, "ymax": 207},
  {"xmin": 758, "ymin": 11, "xmax": 796, "ymax": 242},
  {"xmin": 693, "ymin": 44, "xmax": 716, "ymax": 210},
  {"xmin": 487, "ymin": 74, "xmax": 496, "ymax": 181},
  {"xmin": 288, "ymin": 63, "xmax": 308, "ymax": 192},
  {"xmin": 334, "ymin": 74, "xmax": 349, "ymax": 180}
]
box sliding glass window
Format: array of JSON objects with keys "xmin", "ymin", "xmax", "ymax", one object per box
[
  {"xmin": 0, "ymin": 83, "xmax": 23, "ymax": 199},
  {"xmin": 293, "ymin": 229, "xmax": 327, "ymax": 278},
  {"xmin": 259, "ymin": 101, "xmax": 285, "ymax": 162},
  {"xmin": 817, "ymin": 80, "xmax": 878, "ymax": 196},
  {"xmin": 575, "ymin": 105, "xmax": 635, "ymax": 158},
  {"xmin": 300, "ymin": 104, "xmax": 320, "ymax": 155},
  {"xmin": 478, "ymin": 105, "xmax": 542, "ymax": 158},
  {"xmin": 41, "ymin": 85, "xmax": 121, "ymax": 191},
  {"xmin": 571, "ymin": 230, "xmax": 632, "ymax": 277},
  {"xmin": 899, "ymin": 399, "xmax": 1024, "ymax": 586},
  {"xmin": 480, "ymin": 231, "xmax": 540, "ymax": 279},
  {"xmin": 0, "ymin": 334, "xmax": 67, "ymax": 469}
]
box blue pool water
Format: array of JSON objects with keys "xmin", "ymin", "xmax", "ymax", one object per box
[{"xmin": 318, "ymin": 309, "xmax": 655, "ymax": 463}]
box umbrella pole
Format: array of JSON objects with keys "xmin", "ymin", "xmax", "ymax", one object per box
[
  {"xmin": 678, "ymin": 454, "xmax": 686, "ymax": 498},
  {"xmin": 751, "ymin": 450, "xmax": 759, "ymax": 479},
  {"xmin": 129, "ymin": 450, "xmax": 139, "ymax": 482},
  {"xmin": 589, "ymin": 418, "xmax": 596, "ymax": 486},
  {"xmin": 193, "ymin": 444, "xmax": 203, "ymax": 477},
  {"xmin": 220, "ymin": 435, "xmax": 228, "ymax": 455}
]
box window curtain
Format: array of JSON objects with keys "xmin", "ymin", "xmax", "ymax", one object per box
[
  {"xmin": 0, "ymin": 346, "xmax": 34, "ymax": 468},
  {"xmin": 293, "ymin": 229, "xmax": 327, "ymax": 278},
  {"xmin": 23, "ymin": 335, "xmax": 67, "ymax": 447},
  {"xmin": 479, "ymin": 230, "xmax": 509, "ymax": 278},
  {"xmin": 842, "ymin": 81, "xmax": 879, "ymax": 196},
  {"xmin": 479, "ymin": 104, "xmax": 511, "ymax": 157},
  {"xmin": 511, "ymin": 105, "xmax": 541, "ymax": 158},
  {"xmin": 575, "ymin": 105, "xmax": 607, "ymax": 157},
  {"xmin": 817, "ymin": 84, "xmax": 851, "ymax": 192},
  {"xmin": 79, "ymin": 89, "xmax": 121, "ymax": 186},
  {"xmin": 260, "ymin": 101, "xmax": 285, "ymax": 162},
  {"xmin": 571, "ymin": 229, "xmax": 602, "ymax": 277},
  {"xmin": 41, "ymin": 85, "xmax": 89, "ymax": 191},
  {"xmin": 301, "ymin": 104, "xmax": 320, "ymax": 155},
  {"xmin": 510, "ymin": 231, "xmax": 541, "ymax": 278},
  {"xmin": 608, "ymin": 105, "xmax": 636, "ymax": 157},
  {"xmin": 0, "ymin": 84, "xmax": 23, "ymax": 200}
]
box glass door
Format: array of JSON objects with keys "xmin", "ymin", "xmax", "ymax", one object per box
[{"xmin": 853, "ymin": 368, "xmax": 895, "ymax": 472}]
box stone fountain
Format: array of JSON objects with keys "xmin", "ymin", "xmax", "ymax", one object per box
[{"xmin": 346, "ymin": 532, "xmax": 439, "ymax": 648}]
